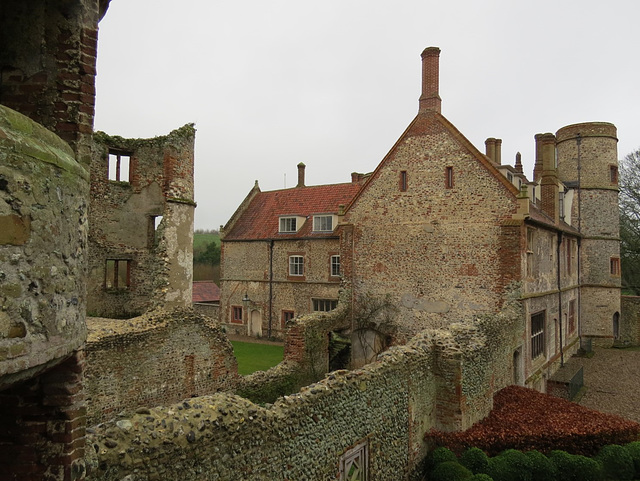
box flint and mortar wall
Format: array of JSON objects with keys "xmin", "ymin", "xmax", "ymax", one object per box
[
  {"xmin": 620, "ymin": 296, "xmax": 640, "ymax": 346},
  {"xmin": 85, "ymin": 309, "xmax": 238, "ymax": 426},
  {"xmin": 220, "ymin": 237, "xmax": 342, "ymax": 338},
  {"xmin": 341, "ymin": 114, "xmax": 520, "ymax": 342},
  {"xmin": 0, "ymin": 105, "xmax": 90, "ymax": 480},
  {"xmin": 85, "ymin": 300, "xmax": 522, "ymax": 480},
  {"xmin": 0, "ymin": 105, "xmax": 88, "ymax": 387}
]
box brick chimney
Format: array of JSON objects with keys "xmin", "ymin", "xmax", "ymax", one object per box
[
  {"xmin": 515, "ymin": 152, "xmax": 524, "ymax": 174},
  {"xmin": 485, "ymin": 138, "xmax": 496, "ymax": 162},
  {"xmin": 297, "ymin": 162, "xmax": 306, "ymax": 188},
  {"xmin": 419, "ymin": 47, "xmax": 441, "ymax": 114},
  {"xmin": 539, "ymin": 133, "xmax": 559, "ymax": 223},
  {"xmin": 495, "ymin": 139, "xmax": 502, "ymax": 165},
  {"xmin": 533, "ymin": 134, "xmax": 544, "ymax": 183}
]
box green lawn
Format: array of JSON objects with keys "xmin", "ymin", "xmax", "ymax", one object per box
[{"xmin": 231, "ymin": 341, "xmax": 284, "ymax": 375}]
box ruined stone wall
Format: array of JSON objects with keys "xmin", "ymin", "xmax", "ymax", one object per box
[
  {"xmin": 87, "ymin": 125, "xmax": 195, "ymax": 318},
  {"xmin": 0, "ymin": 0, "xmax": 107, "ymax": 165},
  {"xmin": 0, "ymin": 105, "xmax": 90, "ymax": 480},
  {"xmin": 342, "ymin": 114, "xmax": 519, "ymax": 341},
  {"xmin": 220, "ymin": 237, "xmax": 342, "ymax": 338},
  {"xmin": 192, "ymin": 302, "xmax": 219, "ymax": 320},
  {"xmin": 0, "ymin": 105, "xmax": 88, "ymax": 388},
  {"xmin": 85, "ymin": 303, "xmax": 523, "ymax": 480},
  {"xmin": 85, "ymin": 309, "xmax": 238, "ymax": 426},
  {"xmin": 620, "ymin": 296, "xmax": 640, "ymax": 346}
]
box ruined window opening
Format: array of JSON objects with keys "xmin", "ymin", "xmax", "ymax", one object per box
[
  {"xmin": 331, "ymin": 255, "xmax": 341, "ymax": 277},
  {"xmin": 445, "ymin": 166, "xmax": 454, "ymax": 189},
  {"xmin": 105, "ymin": 259, "xmax": 131, "ymax": 289},
  {"xmin": 313, "ymin": 298, "xmax": 338, "ymax": 312},
  {"xmin": 108, "ymin": 151, "xmax": 131, "ymax": 182},
  {"xmin": 531, "ymin": 311, "xmax": 545, "ymax": 359},
  {"xmin": 280, "ymin": 217, "xmax": 297, "ymax": 233},
  {"xmin": 610, "ymin": 257, "xmax": 621, "ymax": 276},
  {"xmin": 613, "ymin": 312, "xmax": 620, "ymax": 340},
  {"xmin": 289, "ymin": 255, "xmax": 304, "ymax": 276},
  {"xmin": 339, "ymin": 439, "xmax": 368, "ymax": 481},
  {"xmin": 231, "ymin": 306, "xmax": 243, "ymax": 323},
  {"xmin": 399, "ymin": 171, "xmax": 407, "ymax": 192},
  {"xmin": 610, "ymin": 165, "xmax": 618, "ymax": 184},
  {"xmin": 568, "ymin": 299, "xmax": 576, "ymax": 333},
  {"xmin": 148, "ymin": 215, "xmax": 163, "ymax": 247},
  {"xmin": 281, "ymin": 310, "xmax": 295, "ymax": 328}
]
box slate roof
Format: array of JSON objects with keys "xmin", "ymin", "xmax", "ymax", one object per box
[
  {"xmin": 223, "ymin": 183, "xmax": 362, "ymax": 241},
  {"xmin": 192, "ymin": 281, "xmax": 220, "ymax": 303}
]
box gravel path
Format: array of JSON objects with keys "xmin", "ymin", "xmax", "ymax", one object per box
[{"xmin": 571, "ymin": 348, "xmax": 640, "ymax": 423}]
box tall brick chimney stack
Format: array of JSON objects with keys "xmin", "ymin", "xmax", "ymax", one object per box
[
  {"xmin": 495, "ymin": 139, "xmax": 502, "ymax": 165},
  {"xmin": 515, "ymin": 152, "xmax": 524, "ymax": 174},
  {"xmin": 419, "ymin": 47, "xmax": 442, "ymax": 114},
  {"xmin": 534, "ymin": 134, "xmax": 544, "ymax": 183},
  {"xmin": 539, "ymin": 133, "xmax": 559, "ymax": 223},
  {"xmin": 297, "ymin": 162, "xmax": 306, "ymax": 188},
  {"xmin": 485, "ymin": 138, "xmax": 496, "ymax": 162}
]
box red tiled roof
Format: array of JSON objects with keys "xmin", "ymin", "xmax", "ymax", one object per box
[
  {"xmin": 224, "ymin": 183, "xmax": 361, "ymax": 241},
  {"xmin": 192, "ymin": 281, "xmax": 220, "ymax": 303}
]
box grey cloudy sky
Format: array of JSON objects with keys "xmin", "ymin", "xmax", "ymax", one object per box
[{"xmin": 94, "ymin": 0, "xmax": 640, "ymax": 230}]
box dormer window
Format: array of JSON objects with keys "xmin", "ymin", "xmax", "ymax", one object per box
[
  {"xmin": 313, "ymin": 215, "xmax": 334, "ymax": 232},
  {"xmin": 280, "ymin": 217, "xmax": 297, "ymax": 233}
]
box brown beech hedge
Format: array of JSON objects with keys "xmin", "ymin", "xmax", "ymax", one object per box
[{"xmin": 425, "ymin": 385, "xmax": 640, "ymax": 456}]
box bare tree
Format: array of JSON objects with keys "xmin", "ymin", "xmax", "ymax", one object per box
[{"xmin": 619, "ymin": 148, "xmax": 640, "ymax": 294}]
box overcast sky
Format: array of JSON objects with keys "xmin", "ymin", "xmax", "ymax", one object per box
[{"xmin": 94, "ymin": 0, "xmax": 640, "ymax": 230}]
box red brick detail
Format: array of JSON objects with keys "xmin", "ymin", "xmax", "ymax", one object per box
[{"xmin": 0, "ymin": 351, "xmax": 87, "ymax": 481}]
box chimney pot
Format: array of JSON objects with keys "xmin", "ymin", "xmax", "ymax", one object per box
[
  {"xmin": 296, "ymin": 162, "xmax": 306, "ymax": 188},
  {"xmin": 419, "ymin": 47, "xmax": 442, "ymax": 114},
  {"xmin": 495, "ymin": 139, "xmax": 502, "ymax": 165}
]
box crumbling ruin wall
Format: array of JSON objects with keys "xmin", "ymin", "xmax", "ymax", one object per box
[
  {"xmin": 85, "ymin": 296, "xmax": 524, "ymax": 480},
  {"xmin": 0, "ymin": 0, "xmax": 109, "ymax": 166},
  {"xmin": 87, "ymin": 125, "xmax": 196, "ymax": 318},
  {"xmin": 85, "ymin": 309, "xmax": 238, "ymax": 426},
  {"xmin": 0, "ymin": 104, "xmax": 90, "ymax": 479},
  {"xmin": 0, "ymin": 105, "xmax": 88, "ymax": 387}
]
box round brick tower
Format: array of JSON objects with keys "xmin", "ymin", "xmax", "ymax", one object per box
[{"xmin": 556, "ymin": 122, "xmax": 620, "ymax": 345}]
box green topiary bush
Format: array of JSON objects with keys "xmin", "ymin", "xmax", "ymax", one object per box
[
  {"xmin": 626, "ymin": 441, "xmax": 640, "ymax": 476},
  {"xmin": 486, "ymin": 449, "xmax": 532, "ymax": 481},
  {"xmin": 460, "ymin": 447, "xmax": 489, "ymax": 474},
  {"xmin": 597, "ymin": 444, "xmax": 634, "ymax": 480},
  {"xmin": 425, "ymin": 447, "xmax": 458, "ymax": 473},
  {"xmin": 470, "ymin": 474, "xmax": 493, "ymax": 481},
  {"xmin": 525, "ymin": 449, "xmax": 557, "ymax": 481},
  {"xmin": 429, "ymin": 461, "xmax": 473, "ymax": 481},
  {"xmin": 550, "ymin": 450, "xmax": 602, "ymax": 481}
]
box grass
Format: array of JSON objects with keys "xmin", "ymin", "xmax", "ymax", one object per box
[
  {"xmin": 193, "ymin": 232, "xmax": 219, "ymax": 250},
  {"xmin": 231, "ymin": 341, "xmax": 284, "ymax": 375}
]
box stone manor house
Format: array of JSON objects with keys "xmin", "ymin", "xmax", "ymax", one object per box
[{"xmin": 221, "ymin": 47, "xmax": 621, "ymax": 388}]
